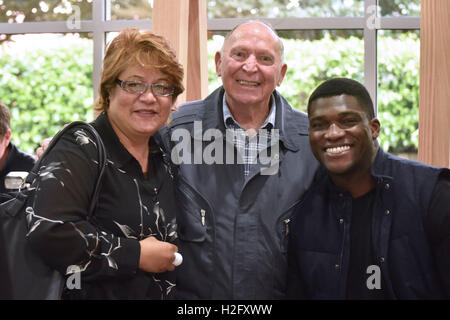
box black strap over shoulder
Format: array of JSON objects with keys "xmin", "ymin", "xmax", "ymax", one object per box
[
  {"xmin": 28, "ymin": 121, "xmax": 107, "ymax": 217},
  {"xmin": 0, "ymin": 121, "xmax": 107, "ymax": 299}
]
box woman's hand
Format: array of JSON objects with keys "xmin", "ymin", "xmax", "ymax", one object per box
[{"xmin": 138, "ymin": 236, "xmax": 178, "ymax": 273}]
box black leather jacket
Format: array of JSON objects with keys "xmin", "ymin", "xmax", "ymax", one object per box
[{"xmin": 287, "ymin": 149, "xmax": 450, "ymax": 299}]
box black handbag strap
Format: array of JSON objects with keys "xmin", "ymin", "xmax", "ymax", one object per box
[{"xmin": 25, "ymin": 121, "xmax": 107, "ymax": 217}]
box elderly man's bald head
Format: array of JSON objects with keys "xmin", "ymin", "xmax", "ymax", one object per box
[{"xmin": 221, "ymin": 20, "xmax": 285, "ymax": 64}]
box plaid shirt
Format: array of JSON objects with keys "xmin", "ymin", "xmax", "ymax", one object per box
[{"xmin": 223, "ymin": 94, "xmax": 276, "ymax": 176}]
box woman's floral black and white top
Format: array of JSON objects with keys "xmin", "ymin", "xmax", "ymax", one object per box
[{"xmin": 27, "ymin": 112, "xmax": 178, "ymax": 300}]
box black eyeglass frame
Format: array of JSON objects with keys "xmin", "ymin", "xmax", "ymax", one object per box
[{"xmin": 115, "ymin": 79, "xmax": 175, "ymax": 97}]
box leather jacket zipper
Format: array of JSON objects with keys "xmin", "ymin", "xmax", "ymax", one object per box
[
  {"xmin": 284, "ymin": 218, "xmax": 290, "ymax": 236},
  {"xmin": 338, "ymin": 220, "xmax": 346, "ymax": 272},
  {"xmin": 178, "ymin": 175, "xmax": 215, "ymax": 226},
  {"xmin": 200, "ymin": 209, "xmax": 206, "ymax": 226}
]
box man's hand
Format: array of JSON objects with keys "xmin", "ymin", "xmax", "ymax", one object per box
[{"xmin": 35, "ymin": 138, "xmax": 52, "ymax": 159}]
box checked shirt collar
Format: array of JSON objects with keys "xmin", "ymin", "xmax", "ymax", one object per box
[{"xmin": 222, "ymin": 93, "xmax": 276, "ymax": 176}]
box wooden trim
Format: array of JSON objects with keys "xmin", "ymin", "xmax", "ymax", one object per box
[
  {"xmin": 152, "ymin": 0, "xmax": 208, "ymax": 107},
  {"xmin": 186, "ymin": 0, "xmax": 208, "ymax": 102},
  {"xmin": 152, "ymin": 0, "xmax": 189, "ymax": 105},
  {"xmin": 418, "ymin": 0, "xmax": 450, "ymax": 167}
]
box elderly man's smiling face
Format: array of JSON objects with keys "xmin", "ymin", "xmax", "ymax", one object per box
[{"xmin": 215, "ymin": 22, "xmax": 287, "ymax": 110}]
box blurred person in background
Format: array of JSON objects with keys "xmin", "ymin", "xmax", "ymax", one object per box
[{"xmin": 0, "ymin": 101, "xmax": 35, "ymax": 195}]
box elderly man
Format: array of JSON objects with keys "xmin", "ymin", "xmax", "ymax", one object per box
[
  {"xmin": 287, "ymin": 78, "xmax": 450, "ymax": 299},
  {"xmin": 168, "ymin": 21, "xmax": 318, "ymax": 299}
]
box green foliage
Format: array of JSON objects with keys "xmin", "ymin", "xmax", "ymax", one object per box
[
  {"xmin": 0, "ymin": 0, "xmax": 93, "ymax": 23},
  {"xmin": 207, "ymin": 0, "xmax": 420, "ymax": 19},
  {"xmin": 208, "ymin": 33, "xmax": 419, "ymax": 154},
  {"xmin": 377, "ymin": 32, "xmax": 420, "ymax": 153},
  {"xmin": 0, "ymin": 36, "xmax": 93, "ymax": 154},
  {"xmin": 0, "ymin": 32, "xmax": 419, "ymax": 155},
  {"xmin": 0, "ymin": 0, "xmax": 421, "ymax": 30},
  {"xmin": 280, "ymin": 35, "xmax": 364, "ymax": 111}
]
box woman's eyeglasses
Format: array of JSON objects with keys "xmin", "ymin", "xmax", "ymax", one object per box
[{"xmin": 116, "ymin": 79, "xmax": 175, "ymax": 97}]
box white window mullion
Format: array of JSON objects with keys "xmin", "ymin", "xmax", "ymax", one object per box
[
  {"xmin": 364, "ymin": 0, "xmax": 378, "ymax": 115},
  {"xmin": 207, "ymin": 17, "xmax": 365, "ymax": 31},
  {"xmin": 92, "ymin": 0, "xmax": 106, "ymax": 102},
  {"xmin": 379, "ymin": 16, "xmax": 420, "ymax": 29},
  {"xmin": 0, "ymin": 20, "xmax": 94, "ymax": 34}
]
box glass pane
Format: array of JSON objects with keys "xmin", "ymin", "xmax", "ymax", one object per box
[
  {"xmin": 378, "ymin": 0, "xmax": 421, "ymax": 17},
  {"xmin": 208, "ymin": 29, "xmax": 364, "ymax": 112},
  {"xmin": 106, "ymin": 31, "xmax": 119, "ymax": 47},
  {"xmin": 207, "ymin": 0, "xmax": 364, "ymax": 18},
  {"xmin": 0, "ymin": 0, "xmax": 92, "ymax": 23},
  {"xmin": 0, "ymin": 33, "xmax": 93, "ymax": 154},
  {"xmin": 109, "ymin": 0, "xmax": 152, "ymax": 20},
  {"xmin": 377, "ymin": 30, "xmax": 420, "ymax": 159}
]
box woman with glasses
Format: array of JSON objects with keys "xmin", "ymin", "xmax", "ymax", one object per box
[{"xmin": 27, "ymin": 28, "xmax": 184, "ymax": 299}]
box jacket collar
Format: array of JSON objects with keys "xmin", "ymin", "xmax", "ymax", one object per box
[
  {"xmin": 92, "ymin": 112, "xmax": 132, "ymax": 168},
  {"xmin": 325, "ymin": 147, "xmax": 393, "ymax": 198},
  {"xmin": 3, "ymin": 141, "xmax": 18, "ymax": 170},
  {"xmin": 195, "ymin": 86, "xmax": 306, "ymax": 151},
  {"xmin": 370, "ymin": 147, "xmax": 394, "ymax": 185},
  {"xmin": 273, "ymin": 90, "xmax": 308, "ymax": 151}
]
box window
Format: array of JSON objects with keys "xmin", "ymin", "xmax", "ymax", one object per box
[
  {"xmin": 0, "ymin": 0, "xmax": 420, "ymax": 156},
  {"xmin": 0, "ymin": 0, "xmax": 152, "ymax": 153},
  {"xmin": 206, "ymin": 0, "xmax": 420, "ymax": 157},
  {"xmin": 207, "ymin": 0, "xmax": 365, "ymax": 18},
  {"xmin": 0, "ymin": 32, "xmax": 93, "ymax": 153}
]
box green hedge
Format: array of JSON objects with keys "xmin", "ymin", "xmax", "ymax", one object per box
[
  {"xmin": 209, "ymin": 32, "xmax": 420, "ymax": 154},
  {"xmin": 1, "ymin": 33, "xmax": 419, "ymax": 154},
  {"xmin": 377, "ymin": 33, "xmax": 420, "ymax": 153},
  {"xmin": 0, "ymin": 36, "xmax": 94, "ymax": 154}
]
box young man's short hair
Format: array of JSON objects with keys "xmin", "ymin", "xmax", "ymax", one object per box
[{"xmin": 307, "ymin": 78, "xmax": 375, "ymax": 119}]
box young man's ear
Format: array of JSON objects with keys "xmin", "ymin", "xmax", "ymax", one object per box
[{"xmin": 370, "ymin": 118, "xmax": 381, "ymax": 140}]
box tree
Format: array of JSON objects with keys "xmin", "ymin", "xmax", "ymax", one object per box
[
  {"xmin": 0, "ymin": 0, "xmax": 422, "ymax": 24},
  {"xmin": 207, "ymin": 0, "xmax": 420, "ymax": 19},
  {"xmin": 207, "ymin": 0, "xmax": 362, "ymax": 19},
  {"xmin": 206, "ymin": 0, "xmax": 420, "ymax": 40},
  {"xmin": 0, "ymin": 0, "xmax": 152, "ymax": 43},
  {"xmin": 0, "ymin": 0, "xmax": 92, "ymax": 22},
  {"xmin": 0, "ymin": 0, "xmax": 154, "ymax": 22}
]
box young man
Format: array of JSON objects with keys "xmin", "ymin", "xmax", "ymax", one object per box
[
  {"xmin": 287, "ymin": 78, "xmax": 450, "ymax": 299},
  {"xmin": 0, "ymin": 101, "xmax": 35, "ymax": 194}
]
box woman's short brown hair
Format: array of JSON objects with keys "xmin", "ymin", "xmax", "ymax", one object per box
[{"xmin": 94, "ymin": 28, "xmax": 184, "ymax": 113}]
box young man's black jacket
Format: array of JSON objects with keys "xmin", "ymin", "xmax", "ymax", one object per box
[{"xmin": 287, "ymin": 148, "xmax": 450, "ymax": 299}]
